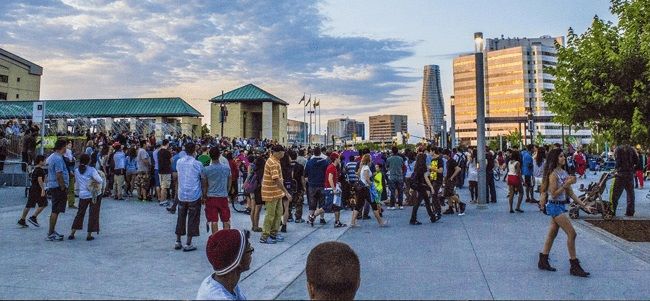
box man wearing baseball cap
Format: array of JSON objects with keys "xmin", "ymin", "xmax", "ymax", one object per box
[{"xmin": 197, "ymin": 229, "xmax": 253, "ymax": 300}]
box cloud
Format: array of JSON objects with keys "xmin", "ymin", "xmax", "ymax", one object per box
[{"xmin": 0, "ymin": 0, "xmax": 417, "ymax": 129}]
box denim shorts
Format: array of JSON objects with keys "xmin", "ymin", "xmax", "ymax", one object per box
[{"xmin": 546, "ymin": 203, "xmax": 567, "ymax": 217}]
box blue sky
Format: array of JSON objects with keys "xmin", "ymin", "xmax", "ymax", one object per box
[{"xmin": 0, "ymin": 0, "xmax": 614, "ymax": 137}]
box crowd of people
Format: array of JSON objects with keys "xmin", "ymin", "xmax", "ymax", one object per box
[{"xmin": 11, "ymin": 128, "xmax": 649, "ymax": 298}]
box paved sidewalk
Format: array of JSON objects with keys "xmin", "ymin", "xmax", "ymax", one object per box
[{"xmin": 1, "ymin": 172, "xmax": 649, "ymax": 300}]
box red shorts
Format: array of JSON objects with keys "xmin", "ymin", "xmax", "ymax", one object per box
[{"xmin": 205, "ymin": 197, "xmax": 230, "ymax": 223}]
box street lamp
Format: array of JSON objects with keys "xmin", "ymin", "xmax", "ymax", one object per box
[
  {"xmin": 219, "ymin": 90, "xmax": 228, "ymax": 138},
  {"xmin": 475, "ymin": 32, "xmax": 487, "ymax": 209}
]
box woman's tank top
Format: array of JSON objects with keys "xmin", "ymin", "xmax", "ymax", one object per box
[
  {"xmin": 507, "ymin": 161, "xmax": 518, "ymax": 176},
  {"xmin": 550, "ymin": 169, "xmax": 569, "ymax": 202}
]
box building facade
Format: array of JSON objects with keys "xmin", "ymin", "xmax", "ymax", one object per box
[
  {"xmin": 0, "ymin": 48, "xmax": 42, "ymax": 101},
  {"xmin": 210, "ymin": 84, "xmax": 288, "ymax": 144},
  {"xmin": 452, "ymin": 35, "xmax": 591, "ymax": 146},
  {"xmin": 421, "ymin": 65, "xmax": 445, "ymax": 141},
  {"xmin": 369, "ymin": 115, "xmax": 408, "ymax": 143},
  {"xmin": 287, "ymin": 119, "xmax": 308, "ymax": 145}
]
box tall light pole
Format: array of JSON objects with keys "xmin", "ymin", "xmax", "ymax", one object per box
[
  {"xmin": 450, "ymin": 96, "xmax": 456, "ymax": 148},
  {"xmin": 475, "ymin": 32, "xmax": 487, "ymax": 209}
]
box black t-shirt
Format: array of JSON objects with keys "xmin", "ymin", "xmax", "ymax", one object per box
[
  {"xmin": 290, "ymin": 161, "xmax": 305, "ymax": 192},
  {"xmin": 31, "ymin": 167, "xmax": 45, "ymax": 192},
  {"xmin": 158, "ymin": 148, "xmax": 173, "ymax": 174},
  {"xmin": 486, "ymin": 151, "xmax": 495, "ymax": 170},
  {"xmin": 446, "ymin": 158, "xmax": 458, "ymax": 180}
]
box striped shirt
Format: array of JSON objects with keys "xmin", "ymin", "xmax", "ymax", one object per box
[
  {"xmin": 261, "ymin": 156, "xmax": 284, "ymax": 201},
  {"xmin": 345, "ymin": 161, "xmax": 358, "ymax": 183}
]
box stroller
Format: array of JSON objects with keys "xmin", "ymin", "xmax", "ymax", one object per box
[{"xmin": 568, "ymin": 172, "xmax": 614, "ymax": 220}]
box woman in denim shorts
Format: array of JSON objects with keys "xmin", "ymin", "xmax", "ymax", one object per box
[{"xmin": 538, "ymin": 148, "xmax": 595, "ymax": 277}]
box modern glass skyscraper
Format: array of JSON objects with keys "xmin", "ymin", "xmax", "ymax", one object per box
[{"xmin": 421, "ymin": 65, "xmax": 445, "ymax": 141}]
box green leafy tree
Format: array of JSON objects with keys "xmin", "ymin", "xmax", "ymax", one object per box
[
  {"xmin": 506, "ymin": 131, "xmax": 523, "ymax": 149},
  {"xmin": 534, "ymin": 132, "xmax": 546, "ymax": 146},
  {"xmin": 631, "ymin": 107, "xmax": 649, "ymax": 146},
  {"xmin": 201, "ymin": 124, "xmax": 210, "ymax": 137},
  {"xmin": 544, "ymin": 0, "xmax": 650, "ymax": 144},
  {"xmin": 488, "ymin": 139, "xmax": 500, "ymax": 151}
]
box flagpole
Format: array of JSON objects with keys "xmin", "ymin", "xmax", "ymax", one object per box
[{"xmin": 302, "ymin": 93, "xmax": 306, "ymax": 145}]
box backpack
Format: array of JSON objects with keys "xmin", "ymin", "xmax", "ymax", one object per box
[
  {"xmin": 457, "ymin": 153, "xmax": 467, "ymax": 170},
  {"xmin": 429, "ymin": 159, "xmax": 439, "ymax": 181}
]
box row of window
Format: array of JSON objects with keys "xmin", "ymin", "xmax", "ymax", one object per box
[
  {"xmin": 0, "ymin": 75, "xmax": 20, "ymax": 83},
  {"xmin": 0, "ymin": 92, "xmax": 19, "ymax": 100}
]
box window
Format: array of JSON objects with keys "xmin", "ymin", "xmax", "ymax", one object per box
[
  {"xmin": 0, "ymin": 92, "xmax": 6, "ymax": 100},
  {"xmin": 0, "ymin": 75, "xmax": 7, "ymax": 83},
  {"xmin": 17, "ymin": 77, "xmax": 20, "ymax": 82},
  {"xmin": 16, "ymin": 94, "xmax": 19, "ymax": 99}
]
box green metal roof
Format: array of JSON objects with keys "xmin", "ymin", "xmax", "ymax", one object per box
[
  {"xmin": 0, "ymin": 98, "xmax": 202, "ymax": 119},
  {"xmin": 210, "ymin": 83, "xmax": 289, "ymax": 105}
]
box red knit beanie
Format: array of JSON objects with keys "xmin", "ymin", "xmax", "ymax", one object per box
[{"xmin": 206, "ymin": 229, "xmax": 246, "ymax": 275}]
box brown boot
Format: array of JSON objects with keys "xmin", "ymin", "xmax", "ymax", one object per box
[
  {"xmin": 569, "ymin": 258, "xmax": 590, "ymax": 277},
  {"xmin": 538, "ymin": 253, "xmax": 556, "ymax": 271}
]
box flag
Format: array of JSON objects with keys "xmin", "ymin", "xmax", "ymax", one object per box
[
  {"xmin": 298, "ymin": 94, "xmax": 305, "ymax": 104},
  {"xmin": 314, "ymin": 99, "xmax": 320, "ymax": 107},
  {"xmin": 305, "ymin": 95, "xmax": 311, "ymax": 107}
]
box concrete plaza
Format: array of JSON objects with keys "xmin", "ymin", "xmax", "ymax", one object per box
[{"xmin": 1, "ymin": 173, "xmax": 649, "ymax": 300}]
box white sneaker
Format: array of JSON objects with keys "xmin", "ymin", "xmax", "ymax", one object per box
[
  {"xmin": 398, "ymin": 206, "xmax": 404, "ymax": 210},
  {"xmin": 387, "ymin": 206, "xmax": 395, "ymax": 210},
  {"xmin": 458, "ymin": 212, "xmax": 465, "ymax": 216}
]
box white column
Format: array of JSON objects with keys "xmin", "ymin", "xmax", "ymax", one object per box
[
  {"xmin": 262, "ymin": 102, "xmax": 273, "ymax": 139},
  {"xmin": 155, "ymin": 117, "xmax": 164, "ymax": 140},
  {"xmin": 56, "ymin": 119, "xmax": 66, "ymax": 134},
  {"xmin": 130, "ymin": 118, "xmax": 137, "ymax": 133}
]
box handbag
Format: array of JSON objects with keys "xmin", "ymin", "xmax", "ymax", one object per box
[
  {"xmin": 507, "ymin": 174, "xmax": 520, "ymax": 186},
  {"xmin": 243, "ymin": 173, "xmax": 259, "ymax": 194}
]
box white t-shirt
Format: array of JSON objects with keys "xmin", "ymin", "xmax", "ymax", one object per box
[
  {"xmin": 196, "ymin": 275, "xmax": 246, "ymax": 300},
  {"xmin": 360, "ymin": 165, "xmax": 371, "ymax": 186}
]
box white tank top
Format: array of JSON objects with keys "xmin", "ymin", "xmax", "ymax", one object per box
[{"xmin": 507, "ymin": 161, "xmax": 518, "ymax": 176}]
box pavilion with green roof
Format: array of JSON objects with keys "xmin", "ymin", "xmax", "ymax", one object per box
[
  {"xmin": 210, "ymin": 83, "xmax": 288, "ymax": 143},
  {"xmin": 0, "ymin": 97, "xmax": 203, "ymax": 137}
]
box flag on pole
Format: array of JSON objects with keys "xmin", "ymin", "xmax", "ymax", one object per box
[
  {"xmin": 305, "ymin": 95, "xmax": 311, "ymax": 107},
  {"xmin": 298, "ymin": 94, "xmax": 305, "ymax": 104},
  {"xmin": 314, "ymin": 99, "xmax": 320, "ymax": 107}
]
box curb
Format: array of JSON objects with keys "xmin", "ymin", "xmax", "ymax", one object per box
[{"xmin": 574, "ymin": 218, "xmax": 650, "ymax": 264}]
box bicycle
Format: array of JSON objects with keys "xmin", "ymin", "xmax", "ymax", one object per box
[
  {"xmin": 230, "ymin": 175, "xmax": 249, "ymax": 213},
  {"xmin": 493, "ymin": 167, "xmax": 501, "ymax": 181}
]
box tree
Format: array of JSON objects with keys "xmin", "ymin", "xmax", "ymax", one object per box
[
  {"xmin": 201, "ymin": 124, "xmax": 210, "ymax": 137},
  {"xmin": 631, "ymin": 107, "xmax": 649, "ymax": 146},
  {"xmin": 506, "ymin": 131, "xmax": 523, "ymax": 149},
  {"xmin": 534, "ymin": 132, "xmax": 546, "ymax": 146},
  {"xmin": 544, "ymin": 0, "xmax": 650, "ymax": 145},
  {"xmin": 488, "ymin": 139, "xmax": 500, "ymax": 151}
]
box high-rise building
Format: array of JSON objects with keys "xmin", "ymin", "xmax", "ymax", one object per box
[
  {"xmin": 452, "ymin": 35, "xmax": 591, "ymax": 145},
  {"xmin": 287, "ymin": 119, "xmax": 308, "ymax": 145},
  {"xmin": 369, "ymin": 115, "xmax": 408, "ymax": 142},
  {"xmin": 0, "ymin": 48, "xmax": 42, "ymax": 101},
  {"xmin": 421, "ymin": 65, "xmax": 445, "ymax": 141},
  {"xmin": 327, "ymin": 118, "xmax": 364, "ymax": 142},
  {"xmin": 355, "ymin": 122, "xmax": 365, "ymax": 140}
]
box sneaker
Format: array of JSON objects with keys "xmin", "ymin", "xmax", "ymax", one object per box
[
  {"xmin": 68, "ymin": 204, "xmax": 78, "ymax": 209},
  {"xmin": 409, "ymin": 220, "xmax": 422, "ymax": 225},
  {"xmin": 280, "ymin": 224, "xmax": 287, "ymax": 233},
  {"xmin": 46, "ymin": 233, "xmax": 58, "ymax": 241},
  {"xmin": 295, "ymin": 218, "xmax": 304, "ymax": 224},
  {"xmin": 387, "ymin": 206, "xmax": 395, "ymax": 210},
  {"xmin": 183, "ymin": 244, "xmax": 197, "ymax": 252},
  {"xmin": 335, "ymin": 221, "xmax": 347, "ymax": 228},
  {"xmin": 379, "ymin": 219, "xmax": 389, "ymax": 227},
  {"xmin": 174, "ymin": 241, "xmax": 182, "ymax": 250},
  {"xmin": 459, "ymin": 202, "xmax": 466, "ymax": 215},
  {"xmin": 320, "ymin": 218, "xmax": 327, "ymax": 225},
  {"xmin": 260, "ymin": 236, "xmax": 277, "ymax": 244},
  {"xmin": 159, "ymin": 200, "xmax": 169, "ymax": 206},
  {"xmin": 68, "ymin": 234, "xmax": 75, "ymax": 240},
  {"xmin": 287, "ymin": 217, "xmax": 294, "ymax": 223},
  {"xmin": 398, "ymin": 206, "xmax": 404, "ymax": 210},
  {"xmin": 166, "ymin": 207, "xmax": 176, "ymax": 214},
  {"xmin": 28, "ymin": 216, "xmax": 40, "ymax": 227},
  {"xmin": 271, "ymin": 234, "xmax": 285, "ymax": 242},
  {"xmin": 308, "ymin": 214, "xmax": 315, "ymax": 227},
  {"xmin": 53, "ymin": 231, "xmax": 64, "ymax": 240},
  {"xmin": 252, "ymin": 227, "xmax": 263, "ymax": 232},
  {"xmin": 17, "ymin": 219, "xmax": 28, "ymax": 228}
]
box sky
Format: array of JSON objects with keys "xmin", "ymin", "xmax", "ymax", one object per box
[{"xmin": 0, "ymin": 0, "xmax": 614, "ymax": 139}]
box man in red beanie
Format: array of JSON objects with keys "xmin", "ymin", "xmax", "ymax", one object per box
[
  {"xmin": 310, "ymin": 152, "xmax": 346, "ymax": 228},
  {"xmin": 197, "ymin": 229, "xmax": 254, "ymax": 300}
]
